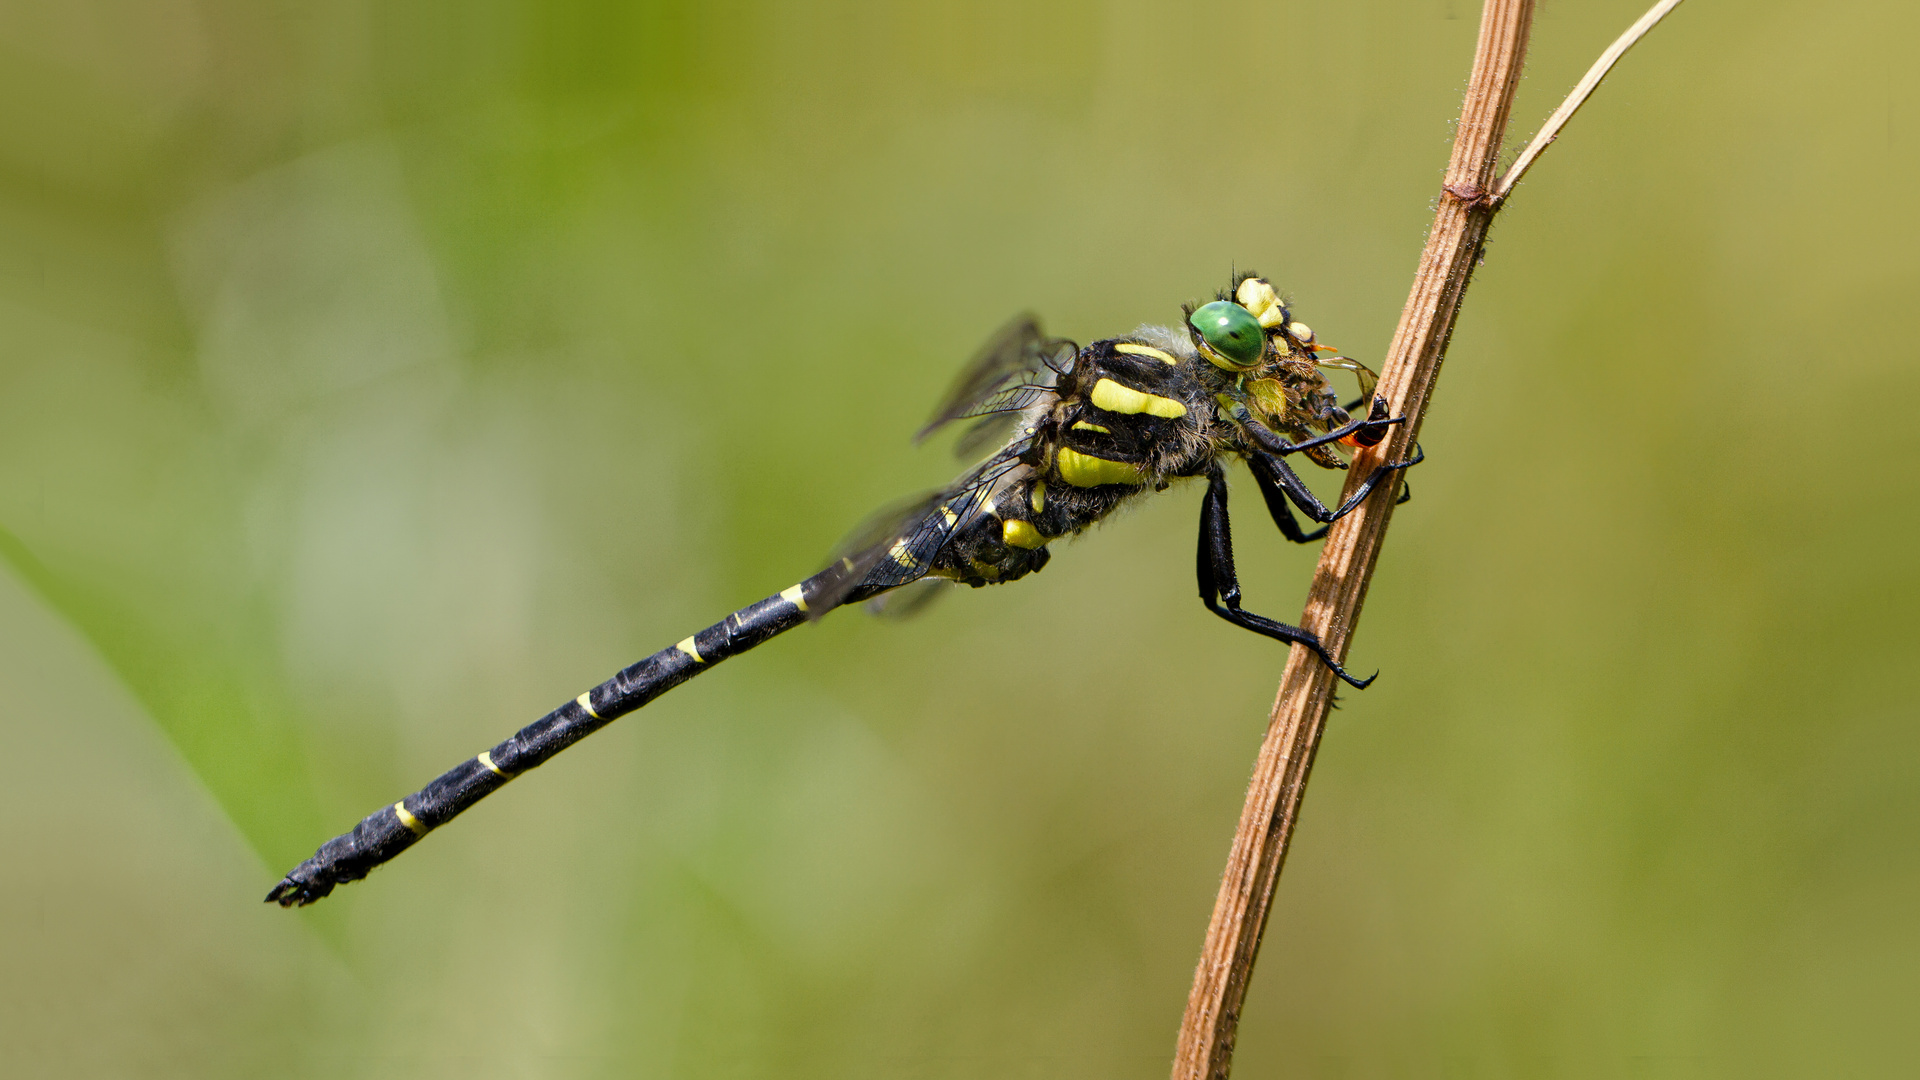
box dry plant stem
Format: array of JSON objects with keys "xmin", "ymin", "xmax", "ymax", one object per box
[
  {"xmin": 1174, "ymin": 0, "xmax": 1687, "ymax": 1071},
  {"xmin": 1170, "ymin": 1, "xmax": 1536, "ymax": 1077},
  {"xmin": 1495, "ymin": 0, "xmax": 1686, "ymax": 202}
]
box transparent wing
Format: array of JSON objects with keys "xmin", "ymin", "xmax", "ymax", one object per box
[
  {"xmin": 951, "ymin": 406, "xmax": 1028, "ymax": 459},
  {"xmin": 916, "ymin": 315, "xmax": 1074, "ymax": 453},
  {"xmin": 804, "ymin": 448, "xmax": 1028, "ymax": 618},
  {"xmin": 1317, "ymin": 354, "xmax": 1381, "ymax": 409},
  {"xmin": 803, "ymin": 316, "xmax": 1062, "ymax": 619},
  {"xmin": 862, "ymin": 577, "xmax": 951, "ymax": 619}
]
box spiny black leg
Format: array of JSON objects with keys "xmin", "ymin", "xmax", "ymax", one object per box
[
  {"xmin": 1237, "ymin": 395, "xmax": 1407, "ymax": 458},
  {"xmin": 1321, "ymin": 443, "xmax": 1424, "ymax": 520},
  {"xmin": 1248, "ymin": 450, "xmax": 1339, "ymax": 527},
  {"xmin": 1196, "ymin": 466, "xmax": 1376, "ymax": 690},
  {"xmin": 1246, "ymin": 452, "xmax": 1327, "ymax": 544},
  {"xmin": 1249, "ymin": 443, "xmax": 1425, "ymax": 527}
]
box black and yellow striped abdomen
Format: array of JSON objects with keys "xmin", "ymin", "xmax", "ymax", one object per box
[{"xmin": 267, "ymin": 580, "xmax": 823, "ymax": 904}]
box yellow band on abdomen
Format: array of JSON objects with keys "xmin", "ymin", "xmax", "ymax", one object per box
[{"xmin": 393, "ymin": 803, "xmax": 428, "ymax": 836}]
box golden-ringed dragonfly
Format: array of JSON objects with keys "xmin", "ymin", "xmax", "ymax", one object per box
[{"xmin": 267, "ymin": 273, "xmax": 1421, "ymax": 906}]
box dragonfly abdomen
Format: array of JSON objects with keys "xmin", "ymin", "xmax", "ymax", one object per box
[{"xmin": 266, "ymin": 580, "xmax": 823, "ymax": 906}]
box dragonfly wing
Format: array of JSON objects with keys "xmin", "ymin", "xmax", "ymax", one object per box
[
  {"xmin": 811, "ymin": 317, "xmax": 1061, "ymax": 616},
  {"xmin": 862, "ymin": 577, "xmax": 951, "ymax": 619},
  {"xmin": 804, "ymin": 451, "xmax": 1026, "ymax": 617},
  {"xmin": 1318, "ymin": 355, "xmax": 1381, "ymax": 410},
  {"xmin": 916, "ymin": 315, "xmax": 1074, "ymax": 452}
]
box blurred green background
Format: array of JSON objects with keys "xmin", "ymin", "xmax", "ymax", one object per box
[{"xmin": 3, "ymin": 1, "xmax": 1916, "ymax": 1076}]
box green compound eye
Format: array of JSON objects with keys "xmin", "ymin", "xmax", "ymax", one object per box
[{"xmin": 1189, "ymin": 301, "xmax": 1266, "ymax": 368}]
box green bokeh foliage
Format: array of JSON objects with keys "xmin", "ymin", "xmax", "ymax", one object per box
[{"xmin": 2, "ymin": 1, "xmax": 1917, "ymax": 1076}]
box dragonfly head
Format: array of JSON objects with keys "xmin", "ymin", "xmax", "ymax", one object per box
[
  {"xmin": 1188, "ymin": 275, "xmax": 1322, "ymax": 373},
  {"xmin": 1188, "ymin": 300, "xmax": 1266, "ymax": 371}
]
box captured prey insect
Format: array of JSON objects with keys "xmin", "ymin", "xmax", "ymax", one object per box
[{"xmin": 266, "ymin": 273, "xmax": 1422, "ymax": 906}]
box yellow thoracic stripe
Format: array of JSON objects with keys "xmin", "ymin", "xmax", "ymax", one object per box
[
  {"xmin": 1114, "ymin": 342, "xmax": 1180, "ymax": 365},
  {"xmin": 576, "ymin": 691, "xmax": 600, "ymax": 718},
  {"xmin": 780, "ymin": 583, "xmax": 808, "ymax": 612},
  {"xmin": 1029, "ymin": 481, "xmax": 1045, "ymax": 512},
  {"xmin": 676, "ymin": 636, "xmax": 704, "ymax": 662},
  {"xmin": 478, "ymin": 751, "xmax": 512, "ymax": 779},
  {"xmin": 1072, "ymin": 420, "xmax": 1110, "ymax": 434},
  {"xmin": 1090, "ymin": 377, "xmax": 1187, "ymax": 418},
  {"xmin": 393, "ymin": 802, "xmax": 428, "ymax": 836},
  {"xmin": 1057, "ymin": 447, "xmax": 1146, "ymax": 488}
]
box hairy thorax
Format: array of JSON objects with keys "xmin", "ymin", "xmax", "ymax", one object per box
[{"xmin": 925, "ymin": 333, "xmax": 1219, "ymax": 588}]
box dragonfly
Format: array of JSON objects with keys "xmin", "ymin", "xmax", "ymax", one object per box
[{"xmin": 267, "ymin": 273, "xmax": 1421, "ymax": 906}]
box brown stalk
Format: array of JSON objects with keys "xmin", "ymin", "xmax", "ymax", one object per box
[{"xmin": 1170, "ymin": 0, "xmax": 1685, "ymax": 1076}]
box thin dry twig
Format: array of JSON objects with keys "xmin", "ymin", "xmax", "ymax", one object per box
[
  {"xmin": 1171, "ymin": 0, "xmax": 1682, "ymax": 1076},
  {"xmin": 1495, "ymin": 0, "xmax": 1687, "ymax": 202}
]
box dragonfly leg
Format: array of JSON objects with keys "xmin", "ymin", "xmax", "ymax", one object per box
[
  {"xmin": 1245, "ymin": 452, "xmax": 1326, "ymax": 544},
  {"xmin": 1196, "ymin": 465, "xmax": 1376, "ymax": 689},
  {"xmin": 1249, "ymin": 443, "xmax": 1424, "ymax": 528},
  {"xmin": 1239, "ymin": 395, "xmax": 1406, "ymax": 457}
]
